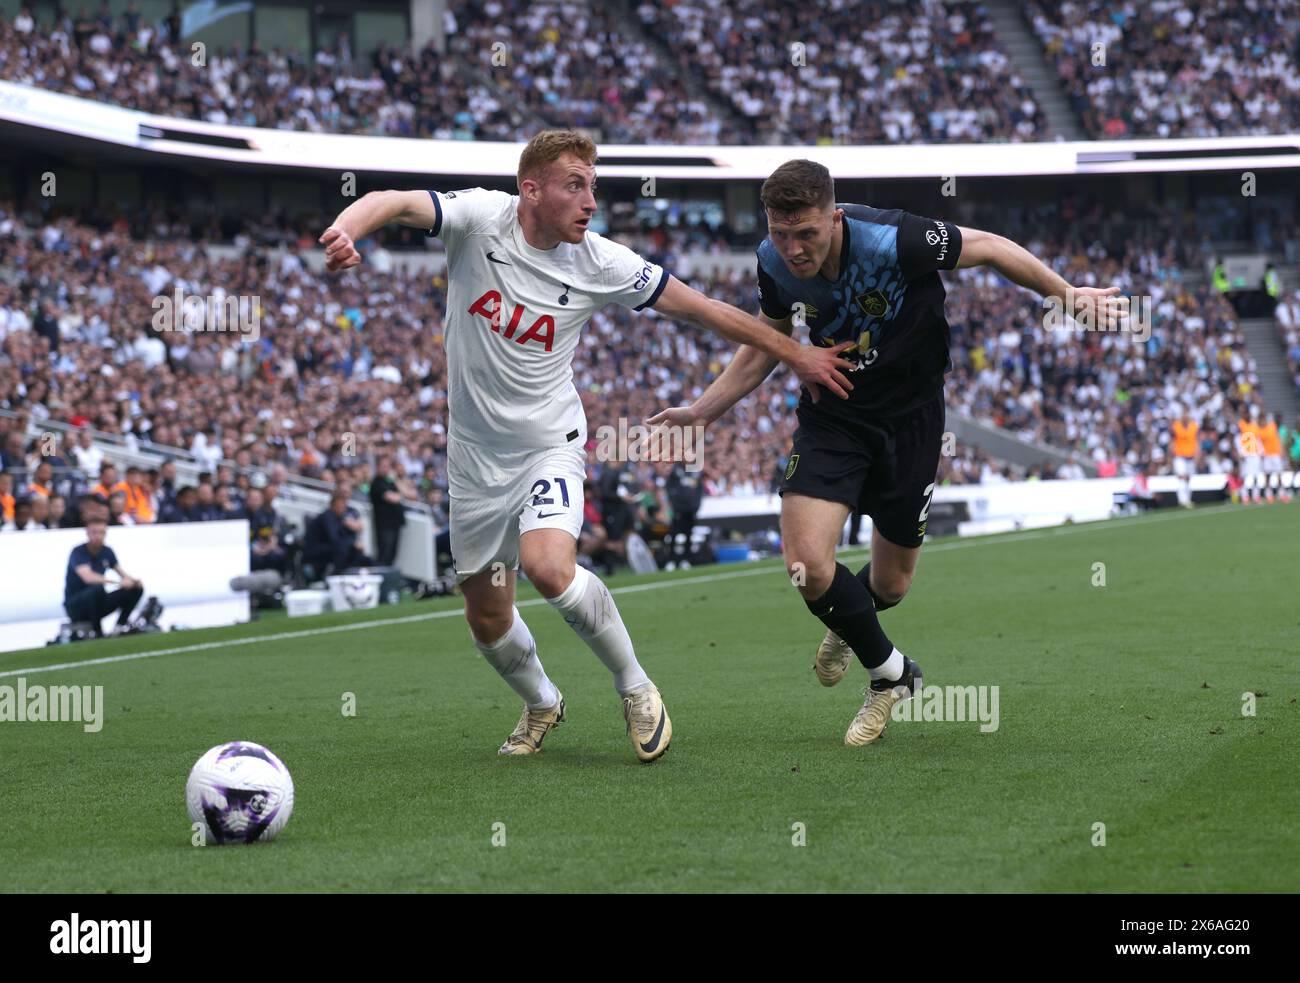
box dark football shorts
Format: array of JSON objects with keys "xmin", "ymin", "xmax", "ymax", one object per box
[{"xmin": 779, "ymin": 396, "xmax": 944, "ymax": 548}]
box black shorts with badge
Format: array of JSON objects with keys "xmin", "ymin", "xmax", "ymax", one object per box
[{"xmin": 780, "ymin": 395, "xmax": 944, "ymax": 549}]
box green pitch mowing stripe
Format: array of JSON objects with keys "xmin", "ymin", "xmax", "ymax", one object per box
[{"xmin": 0, "ymin": 503, "xmax": 1295, "ymax": 892}]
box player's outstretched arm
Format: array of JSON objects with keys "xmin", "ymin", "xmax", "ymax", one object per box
[
  {"xmin": 651, "ymin": 276, "xmax": 857, "ymax": 401},
  {"xmin": 649, "ymin": 312, "xmax": 792, "ymax": 431},
  {"xmin": 319, "ymin": 190, "xmax": 440, "ymax": 273},
  {"xmin": 957, "ymin": 226, "xmax": 1125, "ymax": 329}
]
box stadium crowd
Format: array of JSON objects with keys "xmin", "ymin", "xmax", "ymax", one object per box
[
  {"xmin": 0, "ymin": 1, "xmax": 534, "ymax": 140},
  {"xmin": 942, "ymin": 195, "xmax": 1293, "ymax": 480},
  {"xmin": 451, "ymin": 0, "xmax": 741, "ymax": 144},
  {"xmin": 7, "ymin": 1, "xmax": 1300, "ymax": 146},
  {"xmin": 638, "ymin": 0, "xmax": 1048, "ymax": 144},
  {"xmin": 1024, "ymin": 0, "xmax": 1300, "ymax": 138}
]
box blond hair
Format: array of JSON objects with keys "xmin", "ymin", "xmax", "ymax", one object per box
[{"xmin": 517, "ymin": 129, "xmax": 598, "ymax": 188}]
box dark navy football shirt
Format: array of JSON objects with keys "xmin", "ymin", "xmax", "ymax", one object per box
[{"xmin": 757, "ymin": 203, "xmax": 962, "ymax": 418}]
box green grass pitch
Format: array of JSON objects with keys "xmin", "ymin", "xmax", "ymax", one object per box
[{"xmin": 1, "ymin": 503, "xmax": 1296, "ymax": 893}]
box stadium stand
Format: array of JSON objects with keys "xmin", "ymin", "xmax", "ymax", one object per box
[
  {"xmin": 1023, "ymin": 0, "xmax": 1300, "ymax": 138},
  {"xmin": 2, "ymin": 0, "xmax": 1048, "ymax": 144},
  {"xmin": 637, "ymin": 0, "xmax": 1050, "ymax": 144},
  {"xmin": 6, "ymin": 1, "xmax": 1300, "ymax": 145}
]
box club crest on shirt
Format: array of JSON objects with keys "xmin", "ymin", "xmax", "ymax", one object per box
[{"xmin": 856, "ymin": 289, "xmax": 889, "ymax": 318}]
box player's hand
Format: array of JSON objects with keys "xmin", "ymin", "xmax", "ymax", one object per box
[
  {"xmin": 791, "ymin": 341, "xmax": 857, "ymax": 402},
  {"xmin": 1070, "ymin": 286, "xmax": 1125, "ymax": 330},
  {"xmin": 646, "ymin": 405, "xmax": 707, "ymax": 430},
  {"xmin": 644, "ymin": 406, "xmax": 708, "ymax": 462},
  {"xmin": 121, "ymin": 576, "xmax": 140, "ymax": 590},
  {"xmin": 319, "ymin": 226, "xmax": 361, "ymax": 273}
]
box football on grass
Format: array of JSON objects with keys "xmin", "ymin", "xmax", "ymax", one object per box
[{"xmin": 186, "ymin": 741, "xmax": 295, "ymax": 845}]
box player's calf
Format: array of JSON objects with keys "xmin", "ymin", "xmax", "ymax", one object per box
[
  {"xmin": 815, "ymin": 561, "xmax": 910, "ymax": 687},
  {"xmin": 804, "ymin": 563, "xmax": 895, "ymax": 673}
]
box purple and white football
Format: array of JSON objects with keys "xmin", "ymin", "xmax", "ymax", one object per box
[{"xmin": 186, "ymin": 741, "xmax": 295, "ymax": 845}]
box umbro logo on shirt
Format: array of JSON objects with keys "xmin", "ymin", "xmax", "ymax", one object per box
[{"xmin": 486, "ymin": 251, "xmax": 511, "ymax": 266}]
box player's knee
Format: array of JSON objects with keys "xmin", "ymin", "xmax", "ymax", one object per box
[
  {"xmin": 521, "ymin": 557, "xmax": 575, "ymax": 599},
  {"xmin": 465, "ymin": 607, "xmax": 511, "ymax": 645},
  {"xmin": 785, "ymin": 553, "xmax": 835, "ymax": 597},
  {"xmin": 871, "ymin": 568, "xmax": 913, "ymax": 608}
]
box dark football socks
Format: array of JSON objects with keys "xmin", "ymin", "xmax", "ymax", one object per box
[
  {"xmin": 805, "ymin": 562, "xmax": 894, "ymax": 670},
  {"xmin": 856, "ymin": 561, "xmax": 897, "ymax": 611}
]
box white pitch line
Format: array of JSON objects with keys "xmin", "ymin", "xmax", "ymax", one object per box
[{"xmin": 0, "ymin": 503, "xmax": 1249, "ymax": 679}]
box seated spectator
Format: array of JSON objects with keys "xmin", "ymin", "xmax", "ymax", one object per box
[
  {"xmin": 29, "ymin": 493, "xmax": 51, "ymax": 528},
  {"xmin": 108, "ymin": 489, "xmax": 134, "ymax": 526},
  {"xmin": 71, "ymin": 429, "xmax": 104, "ymax": 477},
  {"xmin": 1, "ymin": 495, "xmax": 35, "ymax": 531},
  {"xmin": 27, "ymin": 460, "xmax": 55, "ymax": 498},
  {"xmin": 302, "ymin": 491, "xmax": 372, "ymax": 577},
  {"xmin": 192, "ymin": 483, "xmax": 222, "ymax": 522},
  {"xmin": 157, "ymin": 486, "xmax": 198, "ymax": 523},
  {"xmin": 215, "ymin": 484, "xmax": 246, "ymax": 521},
  {"xmin": 61, "ymin": 492, "xmax": 109, "ymax": 529},
  {"xmin": 156, "ymin": 458, "xmax": 179, "ymax": 506},
  {"xmin": 122, "ymin": 465, "xmax": 155, "ymax": 523},
  {"xmin": 0, "ymin": 431, "xmax": 26, "ymax": 473},
  {"xmin": 215, "ymin": 464, "xmax": 236, "ymax": 493},
  {"xmin": 91, "ymin": 461, "xmax": 127, "ymax": 501}
]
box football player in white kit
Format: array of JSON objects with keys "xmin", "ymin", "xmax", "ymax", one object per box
[{"xmin": 319, "ymin": 131, "xmax": 856, "ymax": 761}]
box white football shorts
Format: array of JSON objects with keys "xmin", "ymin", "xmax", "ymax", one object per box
[{"xmin": 447, "ymin": 436, "xmax": 586, "ymax": 582}]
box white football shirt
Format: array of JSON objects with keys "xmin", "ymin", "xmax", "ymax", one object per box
[{"xmin": 428, "ymin": 188, "xmax": 668, "ymax": 451}]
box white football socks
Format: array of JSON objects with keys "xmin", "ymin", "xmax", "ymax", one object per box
[
  {"xmin": 473, "ymin": 608, "xmax": 559, "ymax": 710},
  {"xmin": 868, "ymin": 646, "xmax": 905, "ymax": 685},
  {"xmin": 547, "ymin": 567, "xmax": 651, "ymax": 695}
]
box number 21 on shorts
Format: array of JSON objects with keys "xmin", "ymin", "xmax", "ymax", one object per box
[{"xmin": 530, "ymin": 477, "xmax": 571, "ymax": 519}]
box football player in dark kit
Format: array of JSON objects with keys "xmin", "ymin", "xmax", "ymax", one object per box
[{"xmin": 652, "ymin": 159, "xmax": 1122, "ymax": 747}]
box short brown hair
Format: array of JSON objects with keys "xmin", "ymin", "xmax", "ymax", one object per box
[
  {"xmin": 517, "ymin": 129, "xmax": 597, "ymax": 187},
  {"xmin": 760, "ymin": 159, "xmax": 835, "ymax": 216}
]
